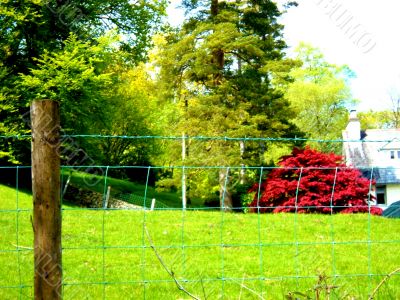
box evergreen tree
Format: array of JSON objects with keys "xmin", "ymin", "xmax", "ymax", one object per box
[{"xmin": 157, "ymin": 0, "xmax": 302, "ymax": 209}]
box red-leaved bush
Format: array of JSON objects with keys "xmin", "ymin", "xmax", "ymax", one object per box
[{"xmin": 249, "ymin": 147, "xmax": 382, "ymax": 215}]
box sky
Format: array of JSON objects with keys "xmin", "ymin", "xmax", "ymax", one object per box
[{"xmin": 166, "ymin": 0, "xmax": 400, "ymax": 112}]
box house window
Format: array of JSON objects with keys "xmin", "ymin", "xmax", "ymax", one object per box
[
  {"xmin": 389, "ymin": 150, "xmax": 400, "ymax": 159},
  {"xmin": 376, "ymin": 186, "xmax": 386, "ymax": 205}
]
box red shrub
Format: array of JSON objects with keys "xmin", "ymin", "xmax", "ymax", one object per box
[{"xmin": 249, "ymin": 147, "xmax": 382, "ymax": 215}]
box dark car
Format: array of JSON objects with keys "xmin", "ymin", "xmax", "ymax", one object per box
[{"xmin": 382, "ymin": 201, "xmax": 400, "ymax": 218}]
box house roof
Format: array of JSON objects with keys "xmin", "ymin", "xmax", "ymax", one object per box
[
  {"xmin": 361, "ymin": 168, "xmax": 400, "ymax": 185},
  {"xmin": 342, "ymin": 128, "xmax": 400, "ymax": 184},
  {"xmin": 379, "ymin": 138, "xmax": 400, "ymax": 151}
]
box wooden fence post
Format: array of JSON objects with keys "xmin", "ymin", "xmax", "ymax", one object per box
[
  {"xmin": 31, "ymin": 100, "xmax": 62, "ymax": 299},
  {"xmin": 104, "ymin": 185, "xmax": 111, "ymax": 208},
  {"xmin": 182, "ymin": 133, "xmax": 187, "ymax": 209}
]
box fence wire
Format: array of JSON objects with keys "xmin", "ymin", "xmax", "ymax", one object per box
[{"xmin": 0, "ymin": 135, "xmax": 400, "ymax": 299}]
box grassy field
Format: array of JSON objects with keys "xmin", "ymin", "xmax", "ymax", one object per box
[{"xmin": 1, "ymin": 183, "xmax": 400, "ymax": 299}]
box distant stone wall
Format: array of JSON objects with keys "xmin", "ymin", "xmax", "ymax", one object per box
[{"xmin": 63, "ymin": 185, "xmax": 140, "ymax": 209}]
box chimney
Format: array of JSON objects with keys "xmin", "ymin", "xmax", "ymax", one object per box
[{"xmin": 345, "ymin": 109, "xmax": 361, "ymax": 140}]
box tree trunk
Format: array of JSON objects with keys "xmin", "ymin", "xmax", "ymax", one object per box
[
  {"xmin": 240, "ymin": 140, "xmax": 246, "ymax": 184},
  {"xmin": 211, "ymin": 0, "xmax": 230, "ymax": 209},
  {"xmin": 211, "ymin": 0, "xmax": 218, "ymax": 17},
  {"xmin": 182, "ymin": 133, "xmax": 187, "ymax": 209},
  {"xmin": 219, "ymin": 168, "xmax": 232, "ymax": 211},
  {"xmin": 210, "ymin": 0, "xmax": 224, "ymax": 85},
  {"xmin": 31, "ymin": 100, "xmax": 62, "ymax": 300}
]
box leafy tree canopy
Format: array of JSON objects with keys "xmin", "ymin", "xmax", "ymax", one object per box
[
  {"xmin": 0, "ymin": 0, "xmax": 167, "ymax": 69},
  {"xmin": 19, "ymin": 33, "xmax": 117, "ymax": 133},
  {"xmin": 0, "ymin": 0, "xmax": 166, "ymax": 164},
  {"xmin": 18, "ymin": 33, "xmax": 162, "ymax": 173},
  {"xmin": 285, "ymin": 43, "xmax": 355, "ymax": 152},
  {"xmin": 358, "ymin": 109, "xmax": 399, "ymax": 130}
]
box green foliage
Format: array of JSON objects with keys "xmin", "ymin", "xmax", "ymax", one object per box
[
  {"xmin": 155, "ymin": 1, "xmax": 303, "ymax": 204},
  {"xmin": 19, "ymin": 34, "xmax": 114, "ymax": 132},
  {"xmin": 0, "ymin": 0, "xmax": 166, "ymax": 66},
  {"xmin": 17, "ymin": 33, "xmax": 165, "ymax": 169},
  {"xmin": 159, "ymin": 0, "xmax": 302, "ymax": 145},
  {"xmin": 19, "ymin": 33, "xmax": 114, "ymax": 100},
  {"xmin": 0, "ymin": 0, "xmax": 166, "ymax": 165},
  {"xmin": 97, "ymin": 62, "xmax": 177, "ymax": 171},
  {"xmin": 240, "ymin": 191, "xmax": 255, "ymax": 213},
  {"xmin": 285, "ymin": 43, "xmax": 355, "ymax": 153},
  {"xmin": 0, "ymin": 67, "xmax": 30, "ymax": 164},
  {"xmin": 358, "ymin": 109, "xmax": 396, "ymax": 129}
]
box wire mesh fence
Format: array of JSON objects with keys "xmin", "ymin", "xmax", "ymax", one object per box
[{"xmin": 1, "ymin": 135, "xmax": 400, "ymax": 299}]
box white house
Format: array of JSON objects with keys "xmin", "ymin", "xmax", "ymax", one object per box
[{"xmin": 342, "ymin": 110, "xmax": 400, "ymax": 207}]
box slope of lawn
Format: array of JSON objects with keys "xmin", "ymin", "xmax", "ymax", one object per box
[
  {"xmin": 1, "ymin": 183, "xmax": 400, "ymax": 299},
  {"xmin": 61, "ymin": 168, "xmax": 205, "ymax": 208}
]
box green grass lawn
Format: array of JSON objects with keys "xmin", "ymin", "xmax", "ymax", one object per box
[{"xmin": 1, "ymin": 183, "xmax": 400, "ymax": 299}]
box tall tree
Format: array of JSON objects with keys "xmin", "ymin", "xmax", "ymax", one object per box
[
  {"xmin": 157, "ymin": 0, "xmax": 302, "ymax": 208},
  {"xmin": 285, "ymin": 43, "xmax": 355, "ymax": 152}
]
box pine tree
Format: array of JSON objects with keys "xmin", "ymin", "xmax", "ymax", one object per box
[{"xmin": 157, "ymin": 0, "xmax": 302, "ymax": 209}]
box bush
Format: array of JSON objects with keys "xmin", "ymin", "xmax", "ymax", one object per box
[{"xmin": 248, "ymin": 147, "xmax": 382, "ymax": 215}]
